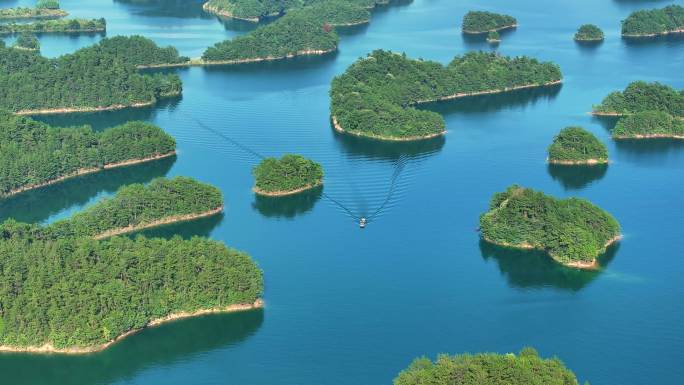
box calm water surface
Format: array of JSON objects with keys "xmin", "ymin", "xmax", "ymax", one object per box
[{"xmin": 1, "ymin": 0, "xmax": 684, "ymax": 384}]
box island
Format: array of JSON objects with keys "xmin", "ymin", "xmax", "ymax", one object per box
[
  {"xmin": 574, "ymin": 24, "xmax": 604, "ymax": 41},
  {"xmin": 0, "ymin": 0, "xmax": 68, "ymax": 20},
  {"xmin": 0, "ymin": 37, "xmax": 182, "ymax": 114},
  {"xmin": 462, "ymin": 10, "xmax": 517, "ymax": 34},
  {"xmin": 622, "ymin": 5, "xmax": 684, "ymax": 37},
  {"xmin": 394, "ymin": 347, "xmax": 581, "ymax": 385},
  {"xmin": 0, "ymin": 18, "xmax": 106, "ymax": 35},
  {"xmin": 547, "ymin": 127, "xmax": 609, "ymax": 165},
  {"xmin": 479, "ymin": 185, "xmax": 621, "ymax": 269},
  {"xmin": 45, "ymin": 177, "xmax": 224, "ymax": 239},
  {"xmin": 592, "ymin": 81, "xmax": 683, "ymax": 117},
  {"xmin": 0, "ymin": 112, "xmax": 176, "ymax": 198},
  {"xmin": 331, "ymin": 50, "xmax": 562, "ymax": 141},
  {"xmin": 202, "ymin": 0, "xmax": 384, "ymax": 23},
  {"xmin": 486, "ymin": 30, "xmax": 501, "ymax": 43},
  {"xmin": 0, "ymin": 186, "xmax": 262, "ymax": 353},
  {"xmin": 612, "ymin": 110, "xmax": 684, "ymax": 139},
  {"xmin": 13, "ymin": 32, "xmax": 40, "ymax": 51},
  {"xmin": 252, "ymin": 154, "xmax": 324, "ymax": 196}
]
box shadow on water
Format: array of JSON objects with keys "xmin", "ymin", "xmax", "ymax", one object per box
[
  {"xmin": 201, "ymin": 50, "xmax": 339, "ymax": 75},
  {"xmin": 614, "ymin": 138, "xmax": 684, "ymax": 165},
  {"xmin": 575, "ymin": 39, "xmax": 604, "ymax": 52},
  {"xmin": 462, "ymin": 27, "xmax": 517, "ymax": 49},
  {"xmin": 114, "ymin": 0, "xmax": 213, "ymax": 19},
  {"xmin": 547, "ymin": 164, "xmax": 609, "ymax": 190},
  {"xmin": 332, "ymin": 129, "xmax": 446, "ymax": 161},
  {"xmin": 621, "ymin": 33, "xmax": 684, "ymax": 48},
  {"xmin": 480, "ymin": 240, "xmax": 619, "ymax": 292},
  {"xmin": 0, "ymin": 309, "xmax": 264, "ymax": 385},
  {"xmin": 132, "ymin": 212, "xmax": 225, "ymax": 239},
  {"xmin": 252, "ymin": 185, "xmax": 323, "ymax": 219},
  {"xmin": 0, "ymin": 155, "xmax": 176, "ymax": 224}
]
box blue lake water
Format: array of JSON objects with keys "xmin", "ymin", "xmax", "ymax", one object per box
[{"xmin": 1, "ymin": 0, "xmax": 684, "ymax": 384}]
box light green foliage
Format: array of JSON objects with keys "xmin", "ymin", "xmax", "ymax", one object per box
[
  {"xmin": 487, "ymin": 30, "xmax": 500, "ymax": 41},
  {"xmin": 96, "ymin": 35, "xmax": 189, "ymax": 66},
  {"xmin": 0, "ymin": 18, "xmax": 106, "ymax": 34},
  {"xmin": 462, "ymin": 10, "xmax": 516, "ymax": 33},
  {"xmin": 331, "ymin": 50, "xmax": 561, "ymax": 139},
  {"xmin": 13, "ymin": 32, "xmax": 39, "ymax": 50},
  {"xmin": 593, "ymin": 81, "xmax": 684, "ymax": 116},
  {"xmin": 394, "ymin": 347, "xmax": 580, "ymax": 385},
  {"xmin": 480, "ymin": 185, "xmax": 620, "ymax": 265},
  {"xmin": 36, "ymin": 0, "xmax": 60, "ymax": 9},
  {"xmin": 204, "ymin": 0, "xmax": 384, "ymax": 21},
  {"xmin": 0, "ymin": 112, "xmax": 176, "ymax": 196},
  {"xmin": 547, "ymin": 127, "xmax": 608, "ymax": 162},
  {"xmin": 612, "ymin": 110, "xmax": 684, "ymax": 138},
  {"xmin": 574, "ymin": 24, "xmax": 604, "ymax": 40},
  {"xmin": 253, "ymin": 154, "xmax": 323, "ymax": 193},
  {"xmin": 0, "ymin": 6, "xmax": 67, "ymax": 19},
  {"xmin": 0, "ymin": 37, "xmax": 182, "ymax": 112},
  {"xmin": 622, "ymin": 5, "xmax": 684, "ymax": 36}
]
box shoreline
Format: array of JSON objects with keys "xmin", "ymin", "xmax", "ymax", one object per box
[
  {"xmin": 93, "ymin": 206, "xmax": 224, "ymax": 240},
  {"xmin": 201, "ymin": 2, "xmax": 261, "ymax": 22},
  {"xmin": 15, "ymin": 101, "xmax": 155, "ymax": 116},
  {"xmin": 253, "ymin": 182, "xmax": 322, "ymax": 197},
  {"xmin": 575, "ymin": 37, "xmax": 603, "ymax": 42},
  {"xmin": 613, "ymin": 133, "xmax": 684, "ymax": 140},
  {"xmin": 413, "ymin": 80, "xmax": 562, "ymax": 105},
  {"xmin": 1, "ymin": 151, "xmax": 176, "ymax": 199},
  {"xmin": 547, "ymin": 158, "xmax": 609, "ymax": 165},
  {"xmin": 137, "ymin": 48, "xmax": 336, "ymax": 69},
  {"xmin": 0, "ymin": 299, "xmax": 263, "ymax": 355},
  {"xmin": 0, "ymin": 9, "xmax": 69, "ymax": 20},
  {"xmin": 622, "ymin": 28, "xmax": 684, "ymax": 38},
  {"xmin": 462, "ymin": 23, "xmax": 517, "ymax": 34},
  {"xmin": 0, "ymin": 27, "xmax": 105, "ymax": 36},
  {"xmin": 331, "ymin": 115, "xmax": 445, "ymax": 141}
]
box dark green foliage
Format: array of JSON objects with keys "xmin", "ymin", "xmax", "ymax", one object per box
[
  {"xmin": 612, "ymin": 110, "xmax": 684, "ymax": 138},
  {"xmin": 0, "ymin": 18, "xmax": 106, "ymax": 34},
  {"xmin": 394, "ymin": 347, "xmax": 579, "ymax": 385},
  {"xmin": 0, "ymin": 6, "xmax": 67, "ymax": 19},
  {"xmin": 36, "ymin": 0, "xmax": 60, "ymax": 9},
  {"xmin": 0, "ymin": 112, "xmax": 175, "ymax": 197},
  {"xmin": 45, "ymin": 177, "xmax": 223, "ymax": 239},
  {"xmin": 593, "ymin": 81, "xmax": 684, "ymax": 116},
  {"xmin": 204, "ymin": 0, "xmax": 383, "ymax": 21},
  {"xmin": 0, "ymin": 37, "xmax": 182, "ymax": 112},
  {"xmin": 480, "ymin": 185, "xmax": 620, "ymax": 266},
  {"xmin": 462, "ymin": 10, "xmax": 516, "ymax": 33},
  {"xmin": 574, "ymin": 24, "xmax": 604, "ymax": 40},
  {"xmin": 331, "ymin": 50, "xmax": 561, "ymax": 139},
  {"xmin": 97, "ymin": 35, "xmax": 189, "ymax": 67},
  {"xmin": 14, "ymin": 32, "xmax": 39, "ymax": 50},
  {"xmin": 547, "ymin": 127, "xmax": 608, "ymax": 163},
  {"xmin": 622, "ymin": 5, "xmax": 684, "ymax": 36},
  {"xmin": 253, "ymin": 154, "xmax": 323, "ymax": 194},
  {"xmin": 487, "ymin": 30, "xmax": 500, "ymax": 42}
]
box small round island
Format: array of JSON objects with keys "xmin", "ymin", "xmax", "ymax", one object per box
[
  {"xmin": 547, "ymin": 126, "xmax": 608, "ymax": 165},
  {"xmin": 252, "ymin": 154, "xmax": 324, "ymax": 196},
  {"xmin": 574, "ymin": 24, "xmax": 604, "ymax": 41},
  {"xmin": 486, "ymin": 31, "xmax": 501, "ymax": 44}
]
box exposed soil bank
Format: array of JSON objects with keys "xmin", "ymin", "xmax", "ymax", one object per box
[{"xmin": 253, "ymin": 182, "xmax": 322, "ymax": 197}]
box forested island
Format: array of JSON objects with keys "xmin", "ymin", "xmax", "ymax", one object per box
[
  {"xmin": 547, "ymin": 127, "xmax": 608, "ymax": 165},
  {"xmin": 487, "ymin": 31, "xmax": 501, "ymax": 43},
  {"xmin": 253, "ymin": 154, "xmax": 324, "ymax": 196},
  {"xmin": 612, "ymin": 111, "xmax": 684, "ymax": 139},
  {"xmin": 330, "ymin": 50, "xmax": 562, "ymax": 141},
  {"xmin": 0, "ymin": 0, "xmax": 68, "ymax": 20},
  {"xmin": 0, "ymin": 112, "xmax": 176, "ymax": 198},
  {"xmin": 621, "ymin": 5, "xmax": 684, "ymax": 37},
  {"xmin": 202, "ymin": 0, "xmax": 385, "ymax": 22},
  {"xmin": 462, "ymin": 11, "xmax": 517, "ymax": 34},
  {"xmin": 574, "ymin": 24, "xmax": 604, "ymax": 41},
  {"xmin": 479, "ymin": 185, "xmax": 621, "ymax": 269},
  {"xmin": 13, "ymin": 33, "xmax": 40, "ymax": 51},
  {"xmin": 394, "ymin": 347, "xmax": 580, "ymax": 385},
  {"xmin": 592, "ymin": 81, "xmax": 683, "ymax": 117},
  {"xmin": 0, "ymin": 18, "xmax": 106, "ymax": 35},
  {"xmin": 0, "ymin": 37, "xmax": 182, "ymax": 113}
]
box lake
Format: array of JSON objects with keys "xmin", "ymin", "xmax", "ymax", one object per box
[{"xmin": 1, "ymin": 0, "xmax": 683, "ymax": 384}]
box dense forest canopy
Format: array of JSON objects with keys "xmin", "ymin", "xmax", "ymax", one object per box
[
  {"xmin": 0, "ymin": 18, "xmax": 105, "ymax": 35},
  {"xmin": 547, "ymin": 127, "xmax": 608, "ymax": 163},
  {"xmin": 203, "ymin": 0, "xmax": 387, "ymax": 21},
  {"xmin": 479, "ymin": 185, "xmax": 620, "ymax": 267},
  {"xmin": 612, "ymin": 110, "xmax": 684, "ymax": 139},
  {"xmin": 331, "ymin": 50, "xmax": 561, "ymax": 140},
  {"xmin": 0, "ymin": 112, "xmax": 176, "ymax": 197},
  {"xmin": 593, "ymin": 81, "xmax": 684, "ymax": 116},
  {"xmin": 13, "ymin": 33, "xmax": 40, "ymax": 50},
  {"xmin": 487, "ymin": 31, "xmax": 500, "ymax": 42},
  {"xmin": 621, "ymin": 5, "xmax": 684, "ymax": 36},
  {"xmin": 462, "ymin": 10, "xmax": 517, "ymax": 33},
  {"xmin": 253, "ymin": 154, "xmax": 324, "ymax": 194},
  {"xmin": 37, "ymin": 0, "xmax": 60, "ymax": 9},
  {"xmin": 0, "ymin": 6, "xmax": 67, "ymax": 19},
  {"xmin": 574, "ymin": 24, "xmax": 604, "ymax": 40},
  {"xmin": 98, "ymin": 35, "xmax": 189, "ymax": 67},
  {"xmin": 0, "ymin": 37, "xmax": 182, "ymax": 112},
  {"xmin": 394, "ymin": 347, "xmax": 580, "ymax": 385}
]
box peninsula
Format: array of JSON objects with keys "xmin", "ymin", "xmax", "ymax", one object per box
[
  {"xmin": 395, "ymin": 347, "xmax": 581, "ymax": 385},
  {"xmin": 479, "ymin": 185, "xmax": 621, "ymax": 269},
  {"xmin": 0, "ymin": 18, "xmax": 106, "ymax": 35},
  {"xmin": 612, "ymin": 111, "xmax": 684, "ymax": 139},
  {"xmin": 592, "ymin": 81, "xmax": 683, "ymax": 117},
  {"xmin": 0, "ymin": 112, "xmax": 176, "ymax": 198},
  {"xmin": 621, "ymin": 5, "xmax": 684, "ymax": 37},
  {"xmin": 253, "ymin": 154, "xmax": 324, "ymax": 196},
  {"xmin": 547, "ymin": 127, "xmax": 609, "ymax": 165},
  {"xmin": 462, "ymin": 10, "xmax": 517, "ymax": 34},
  {"xmin": 574, "ymin": 24, "xmax": 604, "ymax": 41},
  {"xmin": 331, "ymin": 50, "xmax": 562, "ymax": 141}
]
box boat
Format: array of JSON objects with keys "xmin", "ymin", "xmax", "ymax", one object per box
[{"xmin": 359, "ymin": 217, "xmax": 367, "ymax": 228}]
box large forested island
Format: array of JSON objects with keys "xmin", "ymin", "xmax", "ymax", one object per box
[
  {"xmin": 479, "ymin": 185, "xmax": 621, "ymax": 269},
  {"xmin": 253, "ymin": 154, "xmax": 324, "ymax": 196},
  {"xmin": 621, "ymin": 5, "xmax": 684, "ymax": 37},
  {"xmin": 547, "ymin": 127, "xmax": 608, "ymax": 165},
  {"xmin": 0, "ymin": 112, "xmax": 176, "ymax": 198},
  {"xmin": 592, "ymin": 81, "xmax": 683, "ymax": 117},
  {"xmin": 202, "ymin": 0, "xmax": 385, "ymax": 22},
  {"xmin": 574, "ymin": 24, "xmax": 604, "ymax": 41},
  {"xmin": 0, "ymin": 37, "xmax": 182, "ymax": 113},
  {"xmin": 394, "ymin": 347, "xmax": 580, "ymax": 385},
  {"xmin": 0, "ymin": 181, "xmax": 262, "ymax": 353},
  {"xmin": 612, "ymin": 111, "xmax": 684, "ymax": 139},
  {"xmin": 330, "ymin": 50, "xmax": 561, "ymax": 141},
  {"xmin": 462, "ymin": 10, "xmax": 517, "ymax": 34},
  {"xmin": 0, "ymin": 18, "xmax": 106, "ymax": 35}
]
